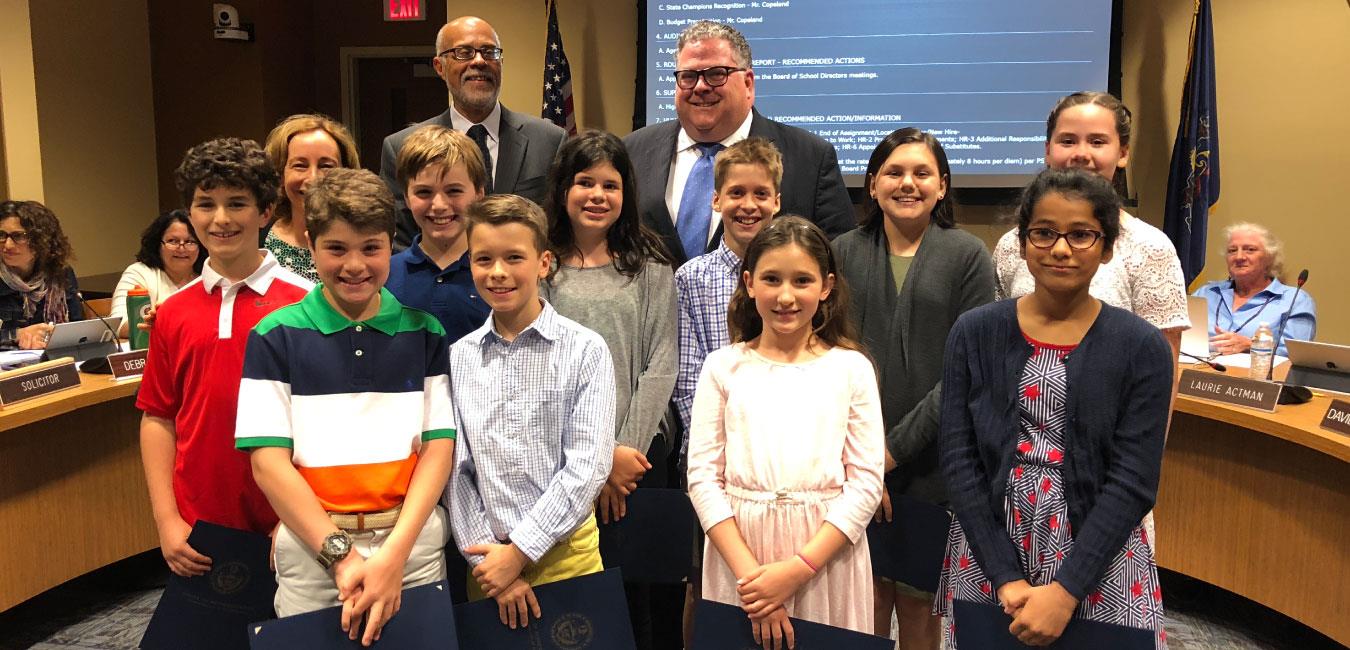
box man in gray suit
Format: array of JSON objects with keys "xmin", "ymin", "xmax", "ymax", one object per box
[
  {"xmin": 380, "ymin": 15, "xmax": 566, "ymax": 249},
  {"xmin": 623, "ymin": 21, "xmax": 855, "ymax": 266}
]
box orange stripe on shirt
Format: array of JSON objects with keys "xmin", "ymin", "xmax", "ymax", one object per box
[{"xmin": 297, "ymin": 453, "xmax": 418, "ymax": 513}]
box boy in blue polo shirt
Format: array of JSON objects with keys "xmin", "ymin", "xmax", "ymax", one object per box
[
  {"xmin": 237, "ymin": 168, "xmax": 455, "ymax": 646},
  {"xmin": 385, "ymin": 125, "xmax": 490, "ymax": 343}
]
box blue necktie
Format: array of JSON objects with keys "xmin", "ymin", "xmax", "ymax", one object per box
[
  {"xmin": 676, "ymin": 143, "xmax": 724, "ymax": 260},
  {"xmin": 467, "ymin": 124, "xmax": 494, "ymax": 194}
]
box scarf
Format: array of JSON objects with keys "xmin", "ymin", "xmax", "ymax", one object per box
[{"xmin": 0, "ymin": 264, "xmax": 70, "ymax": 324}]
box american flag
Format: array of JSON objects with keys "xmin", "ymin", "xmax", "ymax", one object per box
[{"xmin": 542, "ymin": 0, "xmax": 576, "ymax": 134}]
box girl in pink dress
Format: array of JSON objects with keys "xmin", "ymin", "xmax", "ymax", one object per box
[{"xmin": 687, "ymin": 216, "xmax": 885, "ymax": 648}]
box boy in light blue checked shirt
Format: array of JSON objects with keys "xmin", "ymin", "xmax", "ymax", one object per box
[{"xmin": 444, "ymin": 194, "xmax": 616, "ymax": 629}]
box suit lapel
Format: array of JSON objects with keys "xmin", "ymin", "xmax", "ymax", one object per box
[
  {"xmin": 643, "ymin": 121, "xmax": 683, "ymax": 261},
  {"xmin": 495, "ymin": 106, "xmax": 526, "ymax": 193}
]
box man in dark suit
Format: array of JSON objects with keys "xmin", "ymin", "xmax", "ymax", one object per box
[
  {"xmin": 623, "ymin": 20, "xmax": 855, "ymax": 266},
  {"xmin": 380, "ymin": 16, "xmax": 566, "ymax": 249}
]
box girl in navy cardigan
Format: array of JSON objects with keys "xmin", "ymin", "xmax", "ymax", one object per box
[{"xmin": 935, "ymin": 168, "xmax": 1171, "ymax": 648}]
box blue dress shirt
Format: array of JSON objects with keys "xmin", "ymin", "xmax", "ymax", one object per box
[
  {"xmin": 444, "ymin": 301, "xmax": 616, "ymax": 563},
  {"xmin": 1192, "ymin": 278, "xmax": 1316, "ymax": 356}
]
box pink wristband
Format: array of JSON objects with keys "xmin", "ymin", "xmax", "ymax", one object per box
[{"xmin": 796, "ymin": 552, "xmax": 819, "ymax": 573}]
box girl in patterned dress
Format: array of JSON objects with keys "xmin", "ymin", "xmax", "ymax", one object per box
[
  {"xmin": 936, "ymin": 168, "xmax": 1172, "ymax": 648},
  {"xmin": 687, "ymin": 216, "xmax": 885, "ymax": 648}
]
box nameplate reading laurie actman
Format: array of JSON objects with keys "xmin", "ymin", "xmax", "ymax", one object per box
[
  {"xmin": 1321, "ymin": 399, "xmax": 1350, "ymax": 436},
  {"xmin": 107, "ymin": 349, "xmax": 149, "ymax": 381},
  {"xmin": 1178, "ymin": 369, "xmax": 1279, "ymax": 412},
  {"xmin": 0, "ymin": 358, "xmax": 81, "ymax": 406}
]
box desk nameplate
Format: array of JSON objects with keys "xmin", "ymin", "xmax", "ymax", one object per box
[
  {"xmin": 1320, "ymin": 399, "xmax": 1350, "ymax": 436},
  {"xmin": 0, "ymin": 358, "xmax": 81, "ymax": 406},
  {"xmin": 1178, "ymin": 369, "xmax": 1280, "ymax": 413},
  {"xmin": 107, "ymin": 350, "xmax": 148, "ymax": 380}
]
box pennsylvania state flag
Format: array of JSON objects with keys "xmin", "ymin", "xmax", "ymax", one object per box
[{"xmin": 1163, "ymin": 0, "xmax": 1220, "ymax": 287}]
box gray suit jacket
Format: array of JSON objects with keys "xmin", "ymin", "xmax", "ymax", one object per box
[
  {"xmin": 380, "ymin": 104, "xmax": 566, "ymax": 249},
  {"xmin": 622, "ymin": 109, "xmax": 856, "ymax": 265},
  {"xmin": 833, "ymin": 222, "xmax": 995, "ymax": 504}
]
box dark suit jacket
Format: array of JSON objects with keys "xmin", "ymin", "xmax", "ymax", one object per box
[
  {"xmin": 622, "ymin": 109, "xmax": 856, "ymax": 265},
  {"xmin": 380, "ymin": 104, "xmax": 567, "ymax": 249}
]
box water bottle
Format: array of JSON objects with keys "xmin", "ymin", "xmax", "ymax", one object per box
[
  {"xmin": 126, "ymin": 286, "xmax": 152, "ymax": 350},
  {"xmin": 1249, "ymin": 322, "xmax": 1275, "ymax": 380}
]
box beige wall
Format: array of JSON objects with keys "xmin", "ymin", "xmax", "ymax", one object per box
[
  {"xmin": 1122, "ymin": 0, "xmax": 1350, "ymax": 344},
  {"xmin": 25, "ymin": 0, "xmax": 160, "ymax": 277},
  {"xmin": 0, "ymin": 0, "xmax": 44, "ymax": 200}
]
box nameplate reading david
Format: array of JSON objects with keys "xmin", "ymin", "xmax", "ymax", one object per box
[
  {"xmin": 0, "ymin": 358, "xmax": 81, "ymax": 406},
  {"xmin": 108, "ymin": 349, "xmax": 149, "ymax": 381},
  {"xmin": 1320, "ymin": 399, "xmax": 1350, "ymax": 436},
  {"xmin": 1178, "ymin": 369, "xmax": 1279, "ymax": 412}
]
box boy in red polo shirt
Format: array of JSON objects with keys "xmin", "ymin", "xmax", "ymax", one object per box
[{"xmin": 138, "ymin": 138, "xmax": 313, "ymax": 576}]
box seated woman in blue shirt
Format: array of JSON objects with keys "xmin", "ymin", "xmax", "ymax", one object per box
[
  {"xmin": 0, "ymin": 200, "xmax": 82, "ymax": 349},
  {"xmin": 1193, "ymin": 222, "xmax": 1315, "ymax": 356}
]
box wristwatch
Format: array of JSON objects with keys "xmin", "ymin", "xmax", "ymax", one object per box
[{"xmin": 315, "ymin": 530, "xmax": 354, "ymax": 569}]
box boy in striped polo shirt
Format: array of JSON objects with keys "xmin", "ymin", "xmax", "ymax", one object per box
[{"xmin": 236, "ymin": 169, "xmax": 455, "ymax": 646}]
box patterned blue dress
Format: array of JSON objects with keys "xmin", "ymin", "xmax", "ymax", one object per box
[{"xmin": 934, "ymin": 335, "xmax": 1167, "ymax": 648}]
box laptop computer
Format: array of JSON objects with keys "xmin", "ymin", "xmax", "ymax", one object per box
[{"xmin": 1285, "ymin": 339, "xmax": 1350, "ymax": 394}]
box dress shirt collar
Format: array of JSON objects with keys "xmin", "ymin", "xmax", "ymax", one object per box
[
  {"xmin": 199, "ymin": 250, "xmax": 281, "ymax": 296},
  {"xmin": 474, "ymin": 298, "xmax": 563, "ymax": 344},
  {"xmin": 298, "ymin": 285, "xmax": 403, "ymax": 336},
  {"xmin": 713, "ymin": 239, "xmax": 742, "ymax": 271},
  {"xmin": 450, "ymin": 102, "xmax": 502, "ymax": 143},
  {"xmin": 1217, "ymin": 277, "xmax": 1289, "ymax": 301},
  {"xmin": 677, "ymin": 110, "xmax": 753, "ymax": 153}
]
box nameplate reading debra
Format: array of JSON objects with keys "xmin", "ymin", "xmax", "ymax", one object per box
[
  {"xmin": 1320, "ymin": 399, "xmax": 1350, "ymax": 436},
  {"xmin": 108, "ymin": 349, "xmax": 149, "ymax": 380},
  {"xmin": 1178, "ymin": 369, "xmax": 1279, "ymax": 412},
  {"xmin": 0, "ymin": 358, "xmax": 81, "ymax": 406}
]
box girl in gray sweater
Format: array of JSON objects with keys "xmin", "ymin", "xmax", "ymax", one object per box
[{"xmin": 541, "ymin": 130, "xmax": 679, "ymax": 649}]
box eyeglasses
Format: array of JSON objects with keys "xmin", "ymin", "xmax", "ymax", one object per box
[
  {"xmin": 162, "ymin": 239, "xmax": 200, "ymax": 250},
  {"xmin": 1026, "ymin": 227, "xmax": 1104, "ymax": 250},
  {"xmin": 673, "ymin": 66, "xmax": 746, "ymax": 90},
  {"xmin": 0, "ymin": 231, "xmax": 31, "ymax": 245},
  {"xmin": 437, "ymin": 46, "xmax": 504, "ymax": 61}
]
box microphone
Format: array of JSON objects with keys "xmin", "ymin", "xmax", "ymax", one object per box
[
  {"xmin": 1267, "ymin": 269, "xmax": 1309, "ymax": 381},
  {"xmin": 1180, "ymin": 350, "xmax": 1227, "ymax": 373},
  {"xmin": 71, "ymin": 292, "xmax": 122, "ymax": 374}
]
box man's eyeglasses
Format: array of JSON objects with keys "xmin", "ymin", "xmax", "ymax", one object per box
[
  {"xmin": 673, "ymin": 66, "xmax": 746, "ymax": 90},
  {"xmin": 437, "ymin": 46, "xmax": 504, "ymax": 61},
  {"xmin": 0, "ymin": 231, "xmax": 30, "ymax": 245},
  {"xmin": 162, "ymin": 239, "xmax": 200, "ymax": 250},
  {"xmin": 1026, "ymin": 228, "xmax": 1105, "ymax": 250}
]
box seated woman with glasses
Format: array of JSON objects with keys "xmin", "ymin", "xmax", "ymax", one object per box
[
  {"xmin": 110, "ymin": 209, "xmax": 204, "ymax": 337},
  {"xmin": 0, "ymin": 200, "xmax": 83, "ymax": 349},
  {"xmin": 1192, "ymin": 222, "xmax": 1315, "ymax": 356}
]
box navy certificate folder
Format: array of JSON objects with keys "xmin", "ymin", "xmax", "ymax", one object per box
[
  {"xmin": 247, "ymin": 580, "xmax": 457, "ymax": 649},
  {"xmin": 866, "ymin": 492, "xmax": 952, "ymax": 593},
  {"xmin": 952, "ymin": 599, "xmax": 1156, "ymax": 649},
  {"xmin": 598, "ymin": 488, "xmax": 697, "ymax": 583},
  {"xmin": 140, "ymin": 521, "xmax": 277, "ymax": 650},
  {"xmin": 453, "ymin": 568, "xmax": 635, "ymax": 649},
  {"xmin": 691, "ymin": 599, "xmax": 892, "ymax": 650}
]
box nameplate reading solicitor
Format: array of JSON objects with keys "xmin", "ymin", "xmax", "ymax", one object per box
[
  {"xmin": 1178, "ymin": 368, "xmax": 1280, "ymax": 412},
  {"xmin": 0, "ymin": 358, "xmax": 81, "ymax": 406}
]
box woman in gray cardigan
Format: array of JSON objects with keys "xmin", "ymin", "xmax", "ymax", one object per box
[{"xmin": 832, "ymin": 128, "xmax": 994, "ymax": 647}]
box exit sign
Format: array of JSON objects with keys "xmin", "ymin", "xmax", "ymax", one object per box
[{"xmin": 385, "ymin": 0, "xmax": 424, "ymax": 21}]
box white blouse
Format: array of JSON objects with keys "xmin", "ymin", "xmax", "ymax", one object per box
[{"xmin": 110, "ymin": 262, "xmax": 190, "ymax": 325}]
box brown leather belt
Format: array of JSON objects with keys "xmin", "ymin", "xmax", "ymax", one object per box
[{"xmin": 328, "ymin": 505, "xmax": 401, "ymax": 531}]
